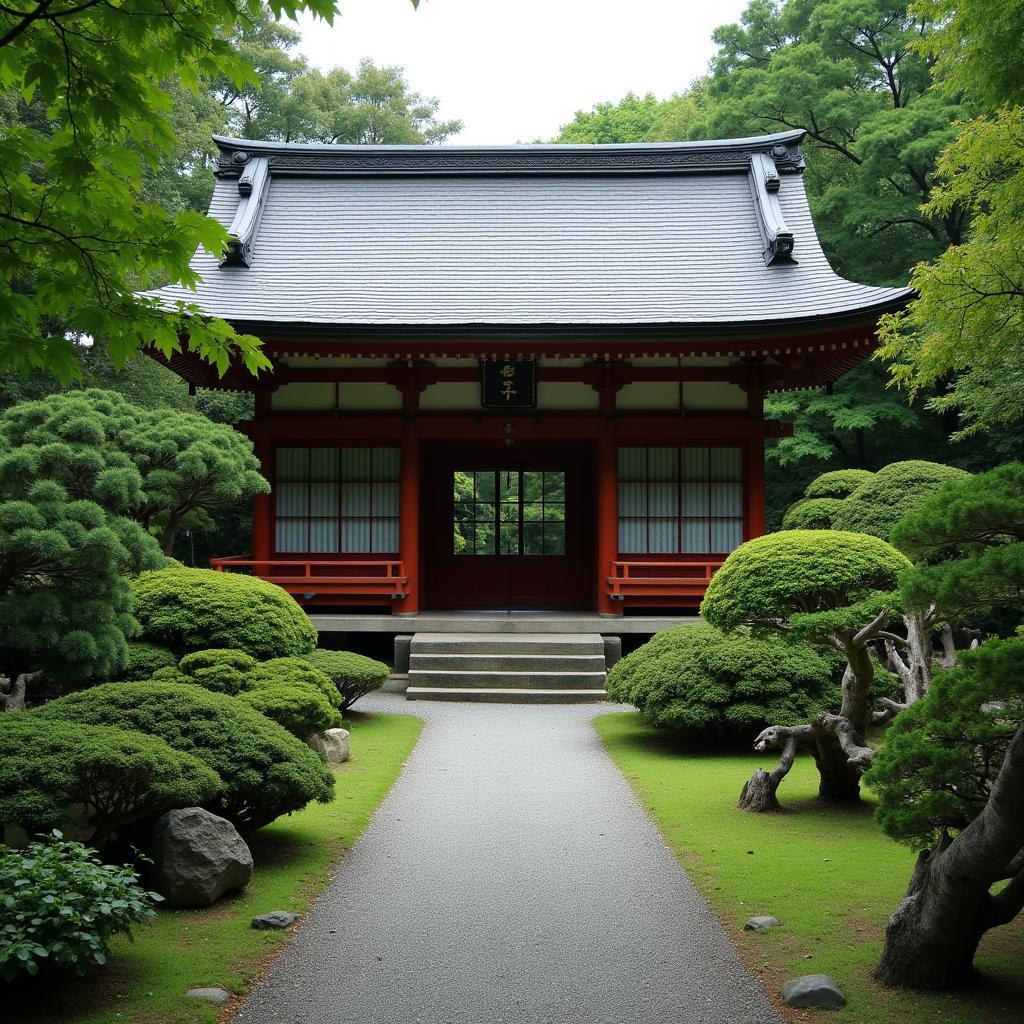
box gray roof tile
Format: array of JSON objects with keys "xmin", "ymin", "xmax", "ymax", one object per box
[{"xmin": 147, "ymin": 133, "xmax": 908, "ymax": 331}]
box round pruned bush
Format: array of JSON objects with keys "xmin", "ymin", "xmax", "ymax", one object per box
[
  {"xmin": 151, "ymin": 648, "xmax": 259, "ymax": 695},
  {"xmin": 780, "ymin": 497, "xmax": 846, "ymax": 531},
  {"xmin": 803, "ymin": 469, "xmax": 875, "ymax": 499},
  {"xmin": 131, "ymin": 566, "xmax": 317, "ymax": 659},
  {"xmin": 247, "ymin": 657, "xmax": 340, "ymax": 705},
  {"xmin": 116, "ymin": 641, "xmax": 178, "ymax": 681},
  {"xmin": 0, "ymin": 715, "xmax": 219, "ymax": 847},
  {"xmin": 238, "ymin": 682, "xmax": 342, "ymax": 738},
  {"xmin": 34, "ymin": 682, "xmax": 334, "ymax": 831},
  {"xmin": 0, "ymin": 832, "xmax": 161, "ymax": 981},
  {"xmin": 831, "ymin": 460, "xmax": 971, "ymax": 540},
  {"xmin": 301, "ymin": 649, "xmax": 390, "ymax": 711},
  {"xmin": 606, "ymin": 622, "xmax": 838, "ymax": 737}
]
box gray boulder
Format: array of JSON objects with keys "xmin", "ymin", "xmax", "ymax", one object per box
[
  {"xmin": 780, "ymin": 974, "xmax": 847, "ymax": 1009},
  {"xmin": 185, "ymin": 987, "xmax": 231, "ymax": 1005},
  {"xmin": 307, "ymin": 727, "xmax": 350, "ymax": 764},
  {"xmin": 252, "ymin": 910, "xmax": 299, "ymax": 930},
  {"xmin": 744, "ymin": 915, "xmax": 782, "ymax": 932},
  {"xmin": 151, "ymin": 807, "xmax": 253, "ymax": 907}
]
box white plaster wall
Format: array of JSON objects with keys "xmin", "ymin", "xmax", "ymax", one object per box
[
  {"xmin": 271, "ymin": 382, "xmax": 336, "ymax": 411},
  {"xmin": 536, "ymin": 382, "xmax": 599, "ymax": 410},
  {"xmin": 339, "ymin": 382, "xmax": 402, "ymax": 411},
  {"xmin": 617, "ymin": 382, "xmax": 680, "ymax": 410}
]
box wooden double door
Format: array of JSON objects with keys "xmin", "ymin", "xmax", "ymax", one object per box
[{"xmin": 423, "ymin": 443, "xmax": 595, "ymax": 610}]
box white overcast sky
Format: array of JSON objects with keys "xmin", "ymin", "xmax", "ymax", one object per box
[{"xmin": 294, "ymin": 0, "xmax": 750, "ymax": 145}]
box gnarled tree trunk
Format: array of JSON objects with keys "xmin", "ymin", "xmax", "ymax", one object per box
[
  {"xmin": 740, "ymin": 634, "xmax": 882, "ymax": 811},
  {"xmin": 875, "ymin": 724, "xmax": 1024, "ymax": 989}
]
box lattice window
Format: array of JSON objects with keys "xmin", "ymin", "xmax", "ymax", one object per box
[
  {"xmin": 617, "ymin": 447, "xmax": 743, "ymax": 554},
  {"xmin": 274, "ymin": 447, "xmax": 400, "ymax": 554}
]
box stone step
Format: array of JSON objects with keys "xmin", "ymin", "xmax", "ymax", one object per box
[
  {"xmin": 405, "ymin": 631, "xmax": 608, "ymax": 703},
  {"xmin": 409, "ymin": 653, "xmax": 607, "ymax": 673},
  {"xmin": 409, "ymin": 632, "xmax": 604, "ymax": 657},
  {"xmin": 407, "ymin": 669, "xmax": 607, "ymax": 690},
  {"xmin": 405, "ymin": 686, "xmax": 608, "ymax": 704}
]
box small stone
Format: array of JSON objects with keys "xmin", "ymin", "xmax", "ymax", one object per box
[
  {"xmin": 306, "ymin": 727, "xmax": 350, "ymax": 764},
  {"xmin": 744, "ymin": 915, "xmax": 782, "ymax": 932},
  {"xmin": 780, "ymin": 974, "xmax": 847, "ymax": 1010},
  {"xmin": 251, "ymin": 910, "xmax": 299, "ymax": 930},
  {"xmin": 185, "ymin": 987, "xmax": 231, "ymax": 1005}
]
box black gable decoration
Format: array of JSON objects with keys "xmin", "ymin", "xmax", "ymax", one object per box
[{"xmin": 480, "ymin": 358, "xmax": 537, "ymax": 410}]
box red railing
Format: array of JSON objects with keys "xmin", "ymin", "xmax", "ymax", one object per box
[
  {"xmin": 605, "ymin": 559, "xmax": 725, "ymax": 601},
  {"xmin": 210, "ymin": 556, "xmax": 409, "ymax": 602}
]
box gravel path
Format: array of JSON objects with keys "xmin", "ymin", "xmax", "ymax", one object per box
[{"xmin": 233, "ymin": 694, "xmax": 782, "ymax": 1024}]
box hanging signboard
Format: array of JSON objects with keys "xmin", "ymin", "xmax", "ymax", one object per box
[{"xmin": 480, "ymin": 358, "xmax": 537, "ymax": 410}]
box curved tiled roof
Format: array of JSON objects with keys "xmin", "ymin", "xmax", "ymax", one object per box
[{"xmin": 147, "ymin": 131, "xmax": 909, "ymax": 333}]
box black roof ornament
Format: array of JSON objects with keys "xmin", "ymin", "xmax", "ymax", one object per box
[
  {"xmin": 749, "ymin": 152, "xmax": 796, "ymax": 266},
  {"xmin": 221, "ymin": 157, "xmax": 270, "ymax": 268}
]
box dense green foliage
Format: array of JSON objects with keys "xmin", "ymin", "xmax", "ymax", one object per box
[
  {"xmin": 0, "ymin": 833, "xmax": 160, "ymax": 981},
  {"xmin": 780, "ymin": 496, "xmax": 845, "ymax": 530},
  {"xmin": 891, "ymin": 462, "xmax": 1024, "ymax": 622},
  {"xmin": 152, "ymin": 648, "xmax": 259, "ymax": 694},
  {"xmin": 131, "ymin": 566, "xmax": 317, "ymax": 659},
  {"xmin": 0, "ymin": 716, "xmax": 218, "ymax": 844},
  {"xmin": 831, "ymin": 461, "xmax": 971, "ymax": 540},
  {"xmin": 0, "ymin": 390, "xmax": 267, "ymax": 555},
  {"xmin": 0, "ymin": 395, "xmax": 164, "ymax": 682},
  {"xmin": 605, "ymin": 623, "xmax": 838, "ymax": 736},
  {"xmin": 803, "ymin": 468, "xmax": 875, "ymax": 499},
  {"xmin": 0, "ymin": 0, "xmax": 324, "ymax": 380},
  {"xmin": 554, "ymin": 90, "xmax": 704, "ymax": 143},
  {"xmin": 237, "ymin": 681, "xmax": 340, "ymax": 738},
  {"xmin": 878, "ymin": 2, "xmax": 1024, "ymax": 437},
  {"xmin": 867, "ymin": 637, "xmax": 1024, "ymax": 849},
  {"xmin": 117, "ymin": 641, "xmax": 181, "ymax": 682},
  {"xmin": 34, "ymin": 683, "xmax": 334, "ymax": 830},
  {"xmin": 153, "ymin": 650, "xmax": 342, "ymax": 736},
  {"xmin": 218, "ymin": 11, "xmax": 461, "ymax": 145},
  {"xmin": 701, "ymin": 530, "xmax": 910, "ymax": 637},
  {"xmin": 302, "ymin": 649, "xmax": 391, "ymax": 711}
]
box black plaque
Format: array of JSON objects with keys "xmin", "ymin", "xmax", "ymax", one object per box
[{"xmin": 480, "ymin": 358, "xmax": 537, "ymax": 409}]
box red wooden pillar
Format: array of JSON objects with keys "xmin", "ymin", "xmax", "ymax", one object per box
[
  {"xmin": 745, "ymin": 437, "xmax": 766, "ymax": 540},
  {"xmin": 744, "ymin": 382, "xmax": 767, "ymax": 541},
  {"xmin": 596, "ymin": 423, "xmax": 621, "ymax": 615},
  {"xmin": 252, "ymin": 438, "xmax": 272, "ymax": 563},
  {"xmin": 395, "ymin": 422, "xmax": 420, "ymax": 614}
]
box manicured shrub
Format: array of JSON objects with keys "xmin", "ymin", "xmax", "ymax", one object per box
[
  {"xmin": 605, "ymin": 623, "xmax": 838, "ymax": 736},
  {"xmin": 238, "ymin": 682, "xmax": 342, "ymax": 738},
  {"xmin": 247, "ymin": 657, "xmax": 340, "ymax": 705},
  {"xmin": 0, "ymin": 832, "xmax": 161, "ymax": 980},
  {"xmin": 117, "ymin": 640, "xmax": 178, "ymax": 681},
  {"xmin": 34, "ymin": 683, "xmax": 334, "ymax": 830},
  {"xmin": 131, "ymin": 566, "xmax": 317, "ymax": 659},
  {"xmin": 301, "ymin": 649, "xmax": 390, "ymax": 711},
  {"xmin": 831, "ymin": 460, "xmax": 971, "ymax": 540},
  {"xmin": 803, "ymin": 468, "xmax": 875, "ymax": 499},
  {"xmin": 0, "ymin": 715, "xmax": 219, "ymax": 846},
  {"xmin": 780, "ymin": 497, "xmax": 846, "ymax": 530},
  {"xmin": 151, "ymin": 648, "xmax": 259, "ymax": 695}
]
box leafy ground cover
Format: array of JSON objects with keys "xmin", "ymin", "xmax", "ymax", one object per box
[
  {"xmin": 8, "ymin": 710, "xmax": 422, "ymax": 1024},
  {"xmin": 595, "ymin": 711, "xmax": 1024, "ymax": 1024}
]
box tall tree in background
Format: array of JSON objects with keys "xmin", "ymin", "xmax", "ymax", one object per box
[
  {"xmin": 213, "ymin": 6, "xmax": 461, "ymax": 144},
  {"xmin": 703, "ymin": 0, "xmax": 968, "ymax": 286},
  {"xmin": 879, "ymin": 0, "xmax": 1024, "ymax": 439}
]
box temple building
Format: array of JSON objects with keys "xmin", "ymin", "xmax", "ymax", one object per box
[{"xmin": 151, "ymin": 129, "xmax": 909, "ymax": 619}]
